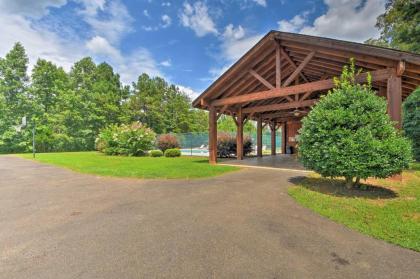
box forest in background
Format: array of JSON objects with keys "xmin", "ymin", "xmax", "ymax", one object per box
[
  {"xmin": 0, "ymin": 43, "xmax": 258, "ymax": 154},
  {"xmin": 0, "ymin": 43, "xmax": 212, "ymax": 153}
]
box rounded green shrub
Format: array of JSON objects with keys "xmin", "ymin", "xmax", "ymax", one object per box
[
  {"xmin": 149, "ymin": 149, "xmax": 163, "ymax": 157},
  {"xmin": 298, "ymin": 60, "xmax": 412, "ymax": 188},
  {"xmin": 164, "ymin": 148, "xmax": 181, "ymax": 157},
  {"xmin": 403, "ymin": 87, "xmax": 420, "ymax": 161},
  {"xmin": 96, "ymin": 122, "xmax": 156, "ymax": 156}
]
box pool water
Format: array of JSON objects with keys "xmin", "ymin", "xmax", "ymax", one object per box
[{"xmin": 180, "ymin": 148, "xmax": 209, "ymax": 156}]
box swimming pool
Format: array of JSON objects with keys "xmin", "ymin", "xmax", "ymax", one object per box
[{"xmin": 180, "ymin": 148, "xmax": 209, "ymax": 156}]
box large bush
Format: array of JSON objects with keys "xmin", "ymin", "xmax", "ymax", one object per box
[
  {"xmin": 217, "ymin": 132, "xmax": 253, "ymax": 158},
  {"xmin": 403, "ymin": 87, "xmax": 420, "ymax": 161},
  {"xmin": 298, "ymin": 60, "xmax": 412, "ymax": 188},
  {"xmin": 96, "ymin": 122, "xmax": 156, "ymax": 156},
  {"xmin": 156, "ymin": 134, "xmax": 180, "ymax": 152},
  {"xmin": 149, "ymin": 149, "xmax": 163, "ymax": 157},
  {"xmin": 164, "ymin": 148, "xmax": 181, "ymax": 157}
]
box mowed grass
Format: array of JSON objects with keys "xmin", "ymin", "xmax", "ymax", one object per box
[
  {"xmin": 288, "ymin": 163, "xmax": 420, "ymax": 251},
  {"xmin": 19, "ymin": 152, "xmax": 238, "ymax": 179}
]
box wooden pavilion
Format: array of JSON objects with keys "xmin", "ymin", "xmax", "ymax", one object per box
[{"xmin": 192, "ymin": 31, "xmax": 420, "ymax": 164}]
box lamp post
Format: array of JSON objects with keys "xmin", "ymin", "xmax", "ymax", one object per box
[
  {"xmin": 32, "ymin": 119, "xmax": 36, "ymax": 158},
  {"xmin": 19, "ymin": 116, "xmax": 35, "ymax": 158}
]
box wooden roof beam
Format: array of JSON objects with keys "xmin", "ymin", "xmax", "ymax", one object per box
[
  {"xmin": 280, "ymin": 47, "xmax": 309, "ymax": 83},
  {"xmin": 211, "ymin": 68, "xmax": 393, "ymax": 107},
  {"xmin": 249, "ymin": 69, "xmax": 275, "ymax": 89},
  {"xmin": 283, "ymin": 51, "xmax": 316, "ymax": 87},
  {"xmin": 243, "ymin": 99, "xmax": 317, "ymax": 114}
]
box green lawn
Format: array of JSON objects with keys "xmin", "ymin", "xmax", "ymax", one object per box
[
  {"xmin": 18, "ymin": 152, "xmax": 238, "ymax": 179},
  {"xmin": 288, "ymin": 163, "xmax": 420, "ymax": 251}
]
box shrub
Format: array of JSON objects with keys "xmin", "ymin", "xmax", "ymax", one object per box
[
  {"xmin": 149, "ymin": 149, "xmax": 163, "ymax": 157},
  {"xmin": 157, "ymin": 134, "xmax": 180, "ymax": 152},
  {"xmin": 164, "ymin": 148, "xmax": 181, "ymax": 157},
  {"xmin": 216, "ymin": 132, "xmax": 253, "ymax": 158},
  {"xmin": 96, "ymin": 122, "xmax": 156, "ymax": 156},
  {"xmin": 403, "ymin": 87, "xmax": 420, "ymax": 161},
  {"xmin": 298, "ymin": 59, "xmax": 412, "ymax": 188}
]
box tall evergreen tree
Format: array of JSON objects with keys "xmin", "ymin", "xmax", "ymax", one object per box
[{"xmin": 0, "ymin": 43, "xmax": 31, "ymax": 153}]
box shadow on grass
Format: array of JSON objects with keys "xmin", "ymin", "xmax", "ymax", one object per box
[
  {"xmin": 288, "ymin": 176, "xmax": 398, "ymax": 199},
  {"xmin": 192, "ymin": 159, "xmax": 212, "ymax": 164}
]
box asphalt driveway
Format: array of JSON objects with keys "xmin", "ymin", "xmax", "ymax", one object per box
[{"xmin": 0, "ymin": 156, "xmax": 418, "ymax": 279}]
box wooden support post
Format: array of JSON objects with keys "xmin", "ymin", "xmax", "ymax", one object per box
[
  {"xmin": 281, "ymin": 122, "xmax": 287, "ymax": 154},
  {"xmin": 378, "ymin": 86, "xmax": 387, "ymax": 98},
  {"xmin": 270, "ymin": 121, "xmax": 276, "ymax": 156},
  {"xmin": 387, "ymin": 69, "xmax": 402, "ymax": 129},
  {"xmin": 387, "ymin": 68, "xmax": 403, "ymax": 181},
  {"xmin": 257, "ymin": 115, "xmax": 263, "ymax": 157},
  {"xmin": 276, "ymin": 42, "xmax": 281, "ymax": 88},
  {"xmin": 236, "ymin": 107, "xmax": 244, "ymax": 160},
  {"xmin": 208, "ymin": 106, "xmax": 217, "ymax": 164}
]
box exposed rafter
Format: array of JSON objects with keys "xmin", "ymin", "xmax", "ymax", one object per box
[
  {"xmin": 249, "ymin": 69, "xmax": 274, "ymax": 89},
  {"xmin": 211, "ymin": 68, "xmax": 393, "ymax": 107},
  {"xmin": 242, "ymin": 99, "xmax": 317, "ymax": 114},
  {"xmin": 283, "ymin": 51, "xmax": 316, "ymax": 87}
]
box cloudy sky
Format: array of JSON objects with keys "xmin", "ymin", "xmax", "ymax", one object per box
[{"xmin": 0, "ymin": 0, "xmax": 386, "ymax": 98}]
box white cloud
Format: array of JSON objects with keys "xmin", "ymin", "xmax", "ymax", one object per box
[
  {"xmin": 118, "ymin": 48, "xmax": 164, "ymax": 84},
  {"xmin": 162, "ymin": 2, "xmax": 171, "ymax": 7},
  {"xmin": 79, "ymin": 0, "xmax": 133, "ymax": 44},
  {"xmin": 0, "ymin": 0, "xmax": 68, "ymax": 18},
  {"xmin": 177, "ymin": 85, "xmax": 199, "ymax": 99},
  {"xmin": 0, "ymin": 12, "xmax": 83, "ymax": 72},
  {"xmin": 0, "ymin": 0, "xmax": 166, "ymax": 86},
  {"xmin": 143, "ymin": 9, "xmax": 150, "ymax": 18},
  {"xmin": 160, "ymin": 59, "xmax": 172, "ymax": 67},
  {"xmin": 221, "ymin": 33, "xmax": 263, "ymax": 61},
  {"xmin": 86, "ymin": 36, "xmax": 121, "ymax": 61},
  {"xmin": 252, "ymin": 0, "xmax": 267, "ymax": 7},
  {"xmin": 179, "ymin": 1, "xmax": 218, "ymax": 37},
  {"xmin": 278, "ymin": 0, "xmax": 386, "ymax": 42},
  {"xmin": 278, "ymin": 13, "xmax": 308, "ymax": 33},
  {"xmin": 161, "ymin": 14, "xmax": 172, "ymax": 28},
  {"xmin": 222, "ymin": 24, "xmax": 245, "ymax": 41},
  {"xmin": 203, "ymin": 24, "xmax": 263, "ymax": 82},
  {"xmin": 76, "ymin": 0, "xmax": 106, "ymax": 16}
]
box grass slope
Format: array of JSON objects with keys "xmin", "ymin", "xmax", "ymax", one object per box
[
  {"xmin": 288, "ymin": 163, "xmax": 420, "ymax": 251},
  {"xmin": 19, "ymin": 152, "xmax": 238, "ymax": 179}
]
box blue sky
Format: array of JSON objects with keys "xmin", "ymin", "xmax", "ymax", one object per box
[{"xmin": 0, "ymin": 0, "xmax": 386, "ymax": 98}]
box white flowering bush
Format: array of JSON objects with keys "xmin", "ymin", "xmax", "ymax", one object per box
[{"xmin": 96, "ymin": 122, "xmax": 156, "ymax": 156}]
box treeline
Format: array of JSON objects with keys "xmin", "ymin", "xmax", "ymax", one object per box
[{"xmin": 0, "ymin": 43, "xmax": 208, "ymax": 153}]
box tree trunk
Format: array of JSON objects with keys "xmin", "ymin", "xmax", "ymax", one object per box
[
  {"xmin": 355, "ymin": 177, "xmax": 361, "ymax": 187},
  {"xmin": 345, "ymin": 177, "xmax": 353, "ymax": 189}
]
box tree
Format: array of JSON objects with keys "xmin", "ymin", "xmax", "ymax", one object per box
[
  {"xmin": 0, "ymin": 42, "xmax": 209, "ymax": 154},
  {"xmin": 30, "ymin": 59, "xmax": 69, "ymax": 152},
  {"xmin": 403, "ymin": 87, "xmax": 420, "ymax": 161},
  {"xmin": 217, "ymin": 115, "xmax": 256, "ymax": 134},
  {"xmin": 298, "ymin": 60, "xmax": 412, "ymax": 189},
  {"xmin": 366, "ymin": 0, "xmax": 420, "ymax": 53},
  {"xmin": 0, "ymin": 43, "xmax": 31, "ymax": 153},
  {"xmin": 31, "ymin": 59, "xmax": 67, "ymax": 114}
]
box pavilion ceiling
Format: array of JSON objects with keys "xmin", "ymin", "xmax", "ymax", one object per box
[{"xmin": 193, "ymin": 31, "xmax": 420, "ymax": 123}]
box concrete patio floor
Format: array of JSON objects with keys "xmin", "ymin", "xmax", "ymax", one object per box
[
  {"xmin": 219, "ymin": 154, "xmax": 306, "ymax": 171},
  {"xmin": 0, "ymin": 156, "xmax": 418, "ymax": 279}
]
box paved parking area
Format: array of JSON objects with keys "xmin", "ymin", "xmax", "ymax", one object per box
[{"xmin": 0, "ymin": 156, "xmax": 418, "ymax": 279}]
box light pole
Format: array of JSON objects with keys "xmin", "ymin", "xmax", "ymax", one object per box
[
  {"xmin": 19, "ymin": 116, "xmax": 35, "ymax": 158},
  {"xmin": 32, "ymin": 119, "xmax": 36, "ymax": 158}
]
